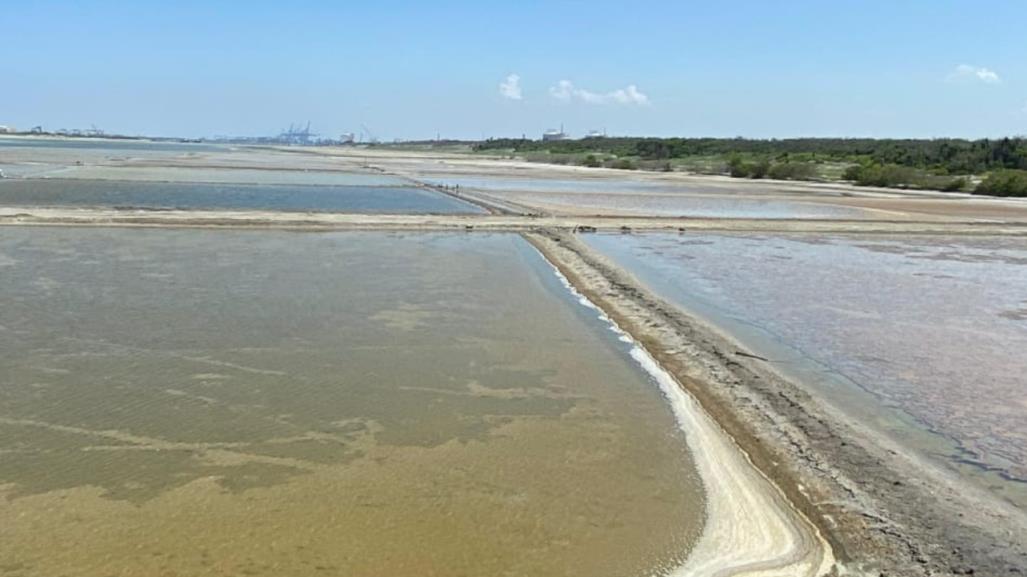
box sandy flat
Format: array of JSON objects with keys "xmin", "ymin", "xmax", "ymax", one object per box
[{"xmin": 539, "ymin": 251, "xmax": 834, "ymax": 576}]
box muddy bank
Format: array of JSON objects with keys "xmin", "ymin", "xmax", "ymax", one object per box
[
  {"xmin": 3, "ymin": 206, "xmax": 1027, "ymax": 236},
  {"xmin": 537, "ymin": 245, "xmax": 834, "ymax": 576},
  {"xmin": 524, "ymin": 231, "xmax": 1027, "ymax": 576}
]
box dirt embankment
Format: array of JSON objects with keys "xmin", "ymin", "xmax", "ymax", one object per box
[
  {"xmin": 525, "ymin": 230, "xmax": 1027, "ymax": 577},
  {"xmin": 3, "ymin": 207, "xmax": 1027, "ymax": 237}
]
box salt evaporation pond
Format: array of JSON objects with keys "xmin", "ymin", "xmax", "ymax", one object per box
[
  {"xmin": 587, "ymin": 233, "xmax": 1027, "ymax": 506},
  {"xmin": 0, "ymin": 228, "xmax": 702, "ymax": 577},
  {"xmin": 488, "ymin": 190, "xmax": 869, "ymax": 218},
  {"xmin": 425, "ymin": 176, "xmax": 680, "ymax": 194},
  {"xmin": 0, "ymin": 136, "xmax": 226, "ymax": 153},
  {"xmin": 51, "ymin": 166, "xmax": 412, "ymax": 186},
  {"xmin": 0, "ymin": 178, "xmax": 482, "ymax": 214},
  {"xmin": 424, "ymin": 176, "xmax": 872, "ymax": 219}
]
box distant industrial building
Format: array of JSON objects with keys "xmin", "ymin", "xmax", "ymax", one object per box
[
  {"xmin": 542, "ymin": 126, "xmax": 569, "ymax": 141},
  {"xmin": 0, "ymin": 125, "xmax": 14, "ymax": 134}
]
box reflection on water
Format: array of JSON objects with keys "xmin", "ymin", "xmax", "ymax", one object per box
[
  {"xmin": 0, "ymin": 229, "xmax": 702, "ymax": 577},
  {"xmin": 425, "ymin": 176, "xmax": 679, "ymax": 193},
  {"xmin": 425, "ymin": 176, "xmax": 871, "ymax": 218},
  {"xmin": 587, "ymin": 233, "xmax": 1027, "ymax": 506},
  {"xmin": 55, "ymin": 166, "xmax": 411, "ymax": 187},
  {"xmin": 0, "ymin": 178, "xmax": 481, "ymax": 214},
  {"xmin": 493, "ymin": 190, "xmax": 868, "ymax": 218}
]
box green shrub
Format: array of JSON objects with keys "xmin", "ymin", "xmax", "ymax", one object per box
[
  {"xmin": 727, "ymin": 155, "xmax": 750, "ymax": 177},
  {"xmin": 842, "ymin": 164, "xmax": 863, "ymax": 181},
  {"xmin": 767, "ymin": 162, "xmax": 817, "ymax": 181},
  {"xmin": 749, "ymin": 159, "xmax": 770, "ymax": 179},
  {"xmin": 635, "ymin": 159, "xmax": 673, "ymax": 171},
  {"xmin": 727, "ymin": 156, "xmax": 771, "ymax": 179},
  {"xmin": 974, "ymin": 170, "xmax": 1027, "ymax": 197},
  {"xmin": 941, "ymin": 177, "xmax": 968, "ymax": 192},
  {"xmin": 844, "ymin": 163, "xmax": 921, "ymax": 187},
  {"xmin": 582, "ymin": 154, "xmax": 602, "ymax": 168},
  {"xmin": 609, "ymin": 158, "xmax": 637, "ymax": 170}
]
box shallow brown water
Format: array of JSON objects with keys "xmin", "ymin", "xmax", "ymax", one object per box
[{"xmin": 0, "ymin": 229, "xmax": 703, "ymax": 577}]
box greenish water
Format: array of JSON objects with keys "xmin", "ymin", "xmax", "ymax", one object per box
[
  {"xmin": 0, "ymin": 228, "xmax": 702, "ymax": 577},
  {"xmin": 587, "ymin": 232, "xmax": 1027, "ymax": 507}
]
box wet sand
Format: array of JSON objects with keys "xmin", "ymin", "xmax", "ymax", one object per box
[
  {"xmin": 3, "ymin": 205, "xmax": 1026, "ymax": 236},
  {"xmin": 538, "ymin": 250, "xmax": 834, "ymax": 576},
  {"xmin": 526, "ymin": 231, "xmax": 1027, "ymax": 576}
]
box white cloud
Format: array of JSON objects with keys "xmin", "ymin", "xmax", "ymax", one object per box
[
  {"xmin": 499, "ymin": 73, "xmax": 522, "ymax": 100},
  {"xmin": 549, "ymin": 80, "xmax": 649, "ymax": 105},
  {"xmin": 947, "ymin": 64, "xmax": 1001, "ymax": 84},
  {"xmin": 550, "ymin": 80, "xmax": 574, "ymax": 101}
]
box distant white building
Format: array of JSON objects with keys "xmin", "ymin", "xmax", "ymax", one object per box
[
  {"xmin": 542, "ymin": 128, "xmax": 568, "ymax": 141},
  {"xmin": 0, "ymin": 125, "xmax": 14, "ymax": 134}
]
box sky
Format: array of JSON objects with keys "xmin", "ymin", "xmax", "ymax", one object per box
[{"xmin": 2, "ymin": 0, "xmax": 1026, "ymax": 140}]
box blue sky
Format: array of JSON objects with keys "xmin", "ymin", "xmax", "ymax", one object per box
[{"xmin": 2, "ymin": 1, "xmax": 1025, "ymax": 140}]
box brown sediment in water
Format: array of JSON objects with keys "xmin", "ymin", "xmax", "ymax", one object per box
[
  {"xmin": 524, "ymin": 230, "xmax": 1027, "ymax": 576},
  {"xmin": 0, "ymin": 229, "xmax": 705, "ymax": 577}
]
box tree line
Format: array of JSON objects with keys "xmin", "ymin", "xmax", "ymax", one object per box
[
  {"xmin": 474, "ymin": 137, "xmax": 1027, "ymax": 173},
  {"xmin": 470, "ymin": 136, "xmax": 1027, "ymax": 196}
]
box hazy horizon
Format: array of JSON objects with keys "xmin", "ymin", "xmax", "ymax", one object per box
[{"xmin": 3, "ymin": 1, "xmax": 1026, "ymax": 141}]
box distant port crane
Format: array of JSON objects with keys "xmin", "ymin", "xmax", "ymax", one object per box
[
  {"xmin": 360, "ymin": 123, "xmax": 379, "ymax": 144},
  {"xmin": 279, "ymin": 122, "xmax": 318, "ymax": 145}
]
